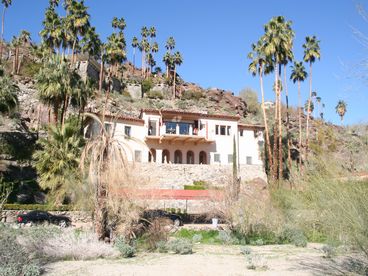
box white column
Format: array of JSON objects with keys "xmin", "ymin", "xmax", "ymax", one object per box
[
  {"xmin": 176, "ymin": 123, "xmax": 180, "ymax": 134},
  {"xmin": 156, "ymin": 149, "xmax": 162, "ymax": 164},
  {"xmin": 189, "ymin": 124, "xmax": 193, "ymax": 135}
]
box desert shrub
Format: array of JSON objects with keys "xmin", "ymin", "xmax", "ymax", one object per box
[
  {"xmin": 21, "ymin": 61, "xmax": 42, "ymax": 78},
  {"xmin": 140, "ymin": 218, "xmax": 170, "ymax": 251},
  {"xmin": 177, "ymin": 100, "xmax": 188, "ymax": 110},
  {"xmin": 217, "ymin": 230, "xmax": 234, "ymax": 245},
  {"xmin": 279, "ymin": 228, "xmax": 307, "ymax": 247},
  {"xmin": 0, "ymin": 225, "xmax": 41, "ymax": 276},
  {"xmin": 121, "ymin": 90, "xmax": 132, "ymax": 98},
  {"xmin": 192, "ymin": 234, "xmax": 203, "ymax": 243},
  {"xmin": 33, "ymin": 229, "xmax": 118, "ymax": 261},
  {"xmin": 156, "ymin": 240, "xmax": 169, "ymax": 253},
  {"xmin": 240, "ymin": 246, "xmax": 252, "ymax": 255},
  {"xmin": 167, "ymin": 238, "xmax": 193, "ymax": 254},
  {"xmin": 321, "ymin": 245, "xmax": 336, "ymax": 258},
  {"xmin": 3, "ymin": 204, "xmax": 71, "ymax": 211},
  {"xmin": 246, "ymin": 254, "xmax": 268, "ymax": 271},
  {"xmin": 141, "ymin": 78, "xmax": 153, "ymax": 95},
  {"xmin": 181, "ymin": 90, "xmax": 205, "ymax": 100},
  {"xmin": 146, "ymin": 90, "xmax": 163, "ymax": 99},
  {"xmin": 239, "ymin": 88, "xmax": 260, "ymax": 115},
  {"xmin": 115, "ymin": 237, "xmax": 136, "ymax": 258}
]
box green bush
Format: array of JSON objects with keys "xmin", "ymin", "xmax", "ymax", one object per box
[
  {"xmin": 156, "ymin": 241, "xmax": 168, "ymax": 253},
  {"xmin": 146, "ymin": 90, "xmax": 163, "ymax": 99},
  {"xmin": 141, "ymin": 79, "xmax": 153, "ymax": 95},
  {"xmin": 279, "ymin": 228, "xmax": 307, "ymax": 247},
  {"xmin": 21, "ymin": 61, "xmax": 42, "ymax": 78},
  {"xmin": 115, "ymin": 237, "xmax": 136, "ymax": 258},
  {"xmin": 192, "ymin": 234, "xmax": 203, "ymax": 243},
  {"xmin": 167, "ymin": 238, "xmax": 193, "ymax": 255},
  {"xmin": 181, "ymin": 90, "xmax": 205, "ymax": 100},
  {"xmin": 240, "ymin": 246, "xmax": 252, "ymax": 255},
  {"xmin": 175, "ymin": 229, "xmax": 220, "ymax": 244},
  {"xmin": 321, "ymin": 245, "xmax": 336, "ymax": 258},
  {"xmin": 217, "ymin": 230, "xmax": 234, "ymax": 245}
]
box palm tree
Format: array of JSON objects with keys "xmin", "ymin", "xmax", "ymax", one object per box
[
  {"xmin": 40, "ymin": 5, "xmax": 62, "ymax": 54},
  {"xmin": 262, "ymin": 16, "xmax": 294, "ymax": 180},
  {"xmin": 303, "ymin": 35, "xmax": 320, "ymax": 159},
  {"xmin": 105, "ymin": 29, "xmax": 126, "ymax": 78},
  {"xmin": 68, "ymin": 0, "xmax": 90, "ymax": 64},
  {"xmin": 131, "ymin": 36, "xmax": 138, "ymax": 68},
  {"xmin": 0, "ymin": 74, "xmax": 18, "ymax": 114},
  {"xmin": 10, "ymin": 35, "xmax": 20, "ymax": 75},
  {"xmin": 335, "ymin": 100, "xmax": 347, "ymax": 125},
  {"xmin": 149, "ymin": 41, "xmax": 159, "ymax": 75},
  {"xmin": 304, "ymin": 100, "xmax": 314, "ymax": 114},
  {"xmin": 165, "ymin": 36, "xmax": 175, "ymax": 78},
  {"xmin": 0, "ymin": 0, "xmax": 12, "ymax": 62},
  {"xmin": 316, "ymin": 96, "xmax": 322, "ymax": 118},
  {"xmin": 140, "ymin": 26, "xmax": 149, "ymax": 76},
  {"xmin": 80, "ymin": 26, "xmax": 101, "ymax": 58},
  {"xmin": 33, "ymin": 122, "xmax": 83, "ymax": 204},
  {"xmin": 248, "ymin": 41, "xmax": 274, "ymax": 172},
  {"xmin": 290, "ymin": 61, "xmax": 308, "ymax": 169},
  {"xmin": 112, "ymin": 17, "xmax": 126, "ymax": 32},
  {"xmin": 16, "ymin": 30, "xmax": 31, "ymax": 74},
  {"xmin": 163, "ymin": 52, "xmax": 173, "ymax": 79},
  {"xmin": 172, "ymin": 51, "xmax": 183, "ymax": 99}
]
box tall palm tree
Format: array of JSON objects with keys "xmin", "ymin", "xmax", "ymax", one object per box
[
  {"xmin": 140, "ymin": 26, "xmax": 149, "ymax": 76},
  {"xmin": 10, "ymin": 35, "xmax": 20, "ymax": 74},
  {"xmin": 0, "ymin": 74, "xmax": 18, "ymax": 114},
  {"xmin": 40, "ymin": 5, "xmax": 62, "ymax": 54},
  {"xmin": 112, "ymin": 17, "xmax": 126, "ymax": 32},
  {"xmin": 68, "ymin": 0, "xmax": 90, "ymax": 64},
  {"xmin": 0, "ymin": 0, "xmax": 12, "ymax": 62},
  {"xmin": 248, "ymin": 41, "xmax": 274, "ymax": 172},
  {"xmin": 335, "ymin": 100, "xmax": 347, "ymax": 125},
  {"xmin": 80, "ymin": 26, "xmax": 101, "ymax": 58},
  {"xmin": 16, "ymin": 30, "xmax": 31, "ymax": 74},
  {"xmin": 131, "ymin": 36, "xmax": 138, "ymax": 68},
  {"xmin": 149, "ymin": 41, "xmax": 159, "ymax": 75},
  {"xmin": 316, "ymin": 96, "xmax": 322, "ymax": 118},
  {"xmin": 303, "ymin": 35, "xmax": 320, "ymax": 160},
  {"xmin": 262, "ymin": 16, "xmax": 294, "ymax": 180},
  {"xmin": 290, "ymin": 61, "xmax": 308, "ymax": 169},
  {"xmin": 172, "ymin": 51, "xmax": 183, "ymax": 99},
  {"xmin": 165, "ymin": 36, "xmax": 175, "ymax": 77},
  {"xmin": 163, "ymin": 52, "xmax": 173, "ymax": 79}
]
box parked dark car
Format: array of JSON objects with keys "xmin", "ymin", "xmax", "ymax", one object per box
[
  {"xmin": 142, "ymin": 209, "xmax": 183, "ymax": 226},
  {"xmin": 17, "ymin": 211, "xmax": 71, "ymax": 227}
]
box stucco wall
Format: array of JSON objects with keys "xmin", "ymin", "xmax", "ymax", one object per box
[{"xmin": 131, "ymin": 163, "xmax": 267, "ymax": 189}]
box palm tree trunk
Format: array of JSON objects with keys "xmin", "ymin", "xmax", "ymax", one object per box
[
  {"xmin": 298, "ymin": 80, "xmax": 303, "ymax": 170},
  {"xmin": 61, "ymin": 95, "xmax": 69, "ymax": 128},
  {"xmin": 0, "ymin": 7, "xmax": 6, "ymax": 62},
  {"xmin": 132, "ymin": 48, "xmax": 136, "ymax": 72},
  {"xmin": 99, "ymin": 59, "xmax": 104, "ymax": 94},
  {"xmin": 284, "ymin": 65, "xmax": 292, "ymax": 171},
  {"xmin": 16, "ymin": 53, "xmax": 23, "ymax": 74},
  {"xmin": 71, "ymin": 38, "xmax": 77, "ymax": 66},
  {"xmin": 173, "ymin": 65, "xmax": 176, "ymax": 99},
  {"xmin": 15, "ymin": 47, "xmax": 19, "ymax": 74},
  {"xmin": 141, "ymin": 50, "xmax": 145, "ymax": 77},
  {"xmin": 278, "ymin": 89, "xmax": 283, "ymax": 180},
  {"xmin": 305, "ymin": 62, "xmax": 313, "ymax": 161},
  {"xmin": 272, "ymin": 67, "xmax": 279, "ymax": 180},
  {"xmin": 53, "ymin": 105, "xmax": 59, "ymax": 125},
  {"xmin": 259, "ymin": 65, "xmax": 273, "ymax": 172},
  {"xmin": 11, "ymin": 49, "xmax": 16, "ymax": 74}
]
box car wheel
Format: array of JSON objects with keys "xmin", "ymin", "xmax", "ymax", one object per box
[
  {"xmin": 59, "ymin": 220, "xmax": 67, "ymax": 228},
  {"xmin": 174, "ymin": 218, "xmax": 181, "ymax": 227}
]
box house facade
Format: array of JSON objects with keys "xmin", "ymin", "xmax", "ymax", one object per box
[{"xmin": 86, "ymin": 109, "xmax": 265, "ymax": 167}]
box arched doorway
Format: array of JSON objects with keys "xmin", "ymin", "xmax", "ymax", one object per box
[
  {"xmin": 199, "ymin": 151, "xmax": 207, "ymax": 164},
  {"xmin": 162, "ymin": 149, "xmax": 170, "ymax": 163},
  {"xmin": 187, "ymin": 151, "xmax": 194, "ymax": 164},
  {"xmin": 174, "ymin": 150, "xmax": 183, "ymax": 164},
  {"xmin": 148, "ymin": 148, "xmax": 156, "ymax": 162}
]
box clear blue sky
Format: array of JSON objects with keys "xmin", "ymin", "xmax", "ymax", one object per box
[{"xmin": 4, "ymin": 0, "xmax": 368, "ymax": 125}]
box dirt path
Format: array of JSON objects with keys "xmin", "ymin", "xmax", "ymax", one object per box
[{"xmin": 44, "ymin": 243, "xmax": 358, "ymax": 276}]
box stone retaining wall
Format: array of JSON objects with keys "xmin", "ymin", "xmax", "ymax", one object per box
[{"xmin": 133, "ymin": 163, "xmax": 267, "ymax": 189}]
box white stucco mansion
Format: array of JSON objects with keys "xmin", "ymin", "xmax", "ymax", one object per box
[{"xmin": 86, "ymin": 109, "xmax": 265, "ymax": 166}]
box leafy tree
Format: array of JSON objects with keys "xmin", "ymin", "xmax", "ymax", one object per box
[
  {"xmin": 303, "ymin": 35, "xmax": 321, "ymax": 159},
  {"xmin": 290, "ymin": 61, "xmax": 308, "ymax": 169},
  {"xmin": 0, "ymin": 0, "xmax": 12, "ymax": 61},
  {"xmin": 33, "ymin": 121, "xmax": 83, "ymax": 204},
  {"xmin": 0, "ymin": 74, "xmax": 18, "ymax": 114},
  {"xmin": 335, "ymin": 100, "xmax": 347, "ymax": 125}
]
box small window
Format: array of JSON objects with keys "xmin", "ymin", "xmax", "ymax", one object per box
[
  {"xmin": 220, "ymin": 126, "xmax": 226, "ymax": 135},
  {"xmin": 104, "ymin": 123, "xmax": 112, "ymax": 136},
  {"xmin": 227, "ymin": 126, "xmax": 231, "ymax": 136},
  {"xmin": 124, "ymin": 126, "xmax": 131, "ymax": 137},
  {"xmin": 214, "ymin": 154, "xmax": 221, "ymax": 162},
  {"xmin": 246, "ymin": 156, "xmax": 252, "ymax": 165},
  {"xmin": 239, "ymin": 129, "xmax": 243, "ymax": 137},
  {"xmin": 215, "ymin": 125, "xmax": 219, "ymax": 135},
  {"xmin": 135, "ymin": 150, "xmax": 142, "ymax": 162},
  {"xmin": 228, "ymin": 154, "xmax": 233, "ymax": 163}
]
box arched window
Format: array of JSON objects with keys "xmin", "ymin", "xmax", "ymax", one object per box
[
  {"xmin": 187, "ymin": 151, "xmax": 194, "ymax": 164},
  {"xmin": 148, "ymin": 148, "xmax": 156, "ymax": 162},
  {"xmin": 162, "ymin": 149, "xmax": 170, "ymax": 163},
  {"xmin": 199, "ymin": 151, "xmax": 207, "ymax": 164},
  {"xmin": 174, "ymin": 150, "xmax": 183, "ymax": 164}
]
